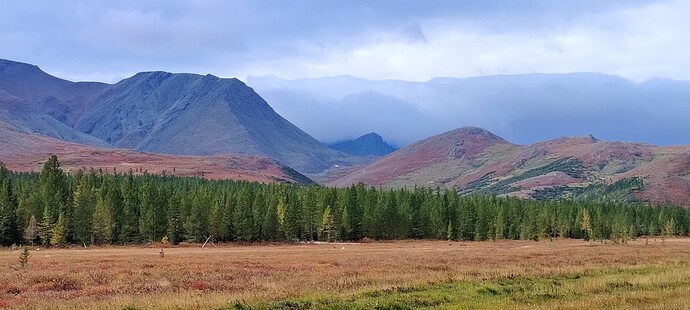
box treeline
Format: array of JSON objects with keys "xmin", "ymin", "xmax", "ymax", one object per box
[{"xmin": 1, "ymin": 155, "xmax": 689, "ymax": 246}]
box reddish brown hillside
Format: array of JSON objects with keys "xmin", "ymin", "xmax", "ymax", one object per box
[
  {"xmin": 329, "ymin": 127, "xmax": 690, "ymax": 207},
  {"xmin": 329, "ymin": 127, "xmax": 515, "ymax": 187},
  {"xmin": 0, "ymin": 121, "xmax": 304, "ymax": 184}
]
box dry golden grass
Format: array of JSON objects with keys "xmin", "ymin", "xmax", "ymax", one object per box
[{"xmin": 1, "ymin": 238, "xmax": 690, "ymax": 309}]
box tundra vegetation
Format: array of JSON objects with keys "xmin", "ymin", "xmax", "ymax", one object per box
[
  {"xmin": 1, "ymin": 156, "xmax": 690, "ymax": 309},
  {"xmin": 1, "ymin": 240, "xmax": 690, "ymax": 309}
]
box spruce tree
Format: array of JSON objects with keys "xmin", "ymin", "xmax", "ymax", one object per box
[
  {"xmin": 72, "ymin": 177, "xmax": 95, "ymax": 246},
  {"xmin": 233, "ymin": 187, "xmax": 255, "ymax": 242},
  {"xmin": 38, "ymin": 155, "xmax": 70, "ymax": 232},
  {"xmin": 251, "ymin": 191, "xmax": 266, "ymax": 241},
  {"xmin": 119, "ymin": 171, "xmax": 139, "ymax": 243},
  {"xmin": 282, "ymin": 191, "xmax": 301, "ymax": 241},
  {"xmin": 301, "ymin": 187, "xmax": 318, "ymax": 241},
  {"xmin": 166, "ymin": 194, "xmax": 183, "ymax": 245},
  {"xmin": 262, "ymin": 194, "xmax": 279, "ymax": 241},
  {"xmin": 0, "ymin": 173, "xmax": 20, "ymax": 246}
]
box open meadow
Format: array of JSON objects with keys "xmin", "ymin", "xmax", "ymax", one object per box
[{"xmin": 2, "ymin": 239, "xmax": 690, "ymax": 309}]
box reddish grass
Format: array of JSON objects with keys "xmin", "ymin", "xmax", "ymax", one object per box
[
  {"xmin": 0, "ymin": 126, "xmax": 295, "ymax": 183},
  {"xmin": 1, "ymin": 238, "xmax": 689, "ymax": 309}
]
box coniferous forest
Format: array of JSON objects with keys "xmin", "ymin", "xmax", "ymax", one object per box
[{"xmin": 1, "ymin": 155, "xmax": 689, "ymax": 247}]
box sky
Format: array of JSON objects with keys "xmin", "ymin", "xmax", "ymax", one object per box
[
  {"xmin": 1, "ymin": 0, "xmax": 689, "ymax": 83},
  {"xmin": 3, "ymin": 0, "xmax": 690, "ymax": 147}
]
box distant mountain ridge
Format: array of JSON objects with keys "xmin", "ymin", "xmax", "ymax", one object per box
[
  {"xmin": 328, "ymin": 132, "xmax": 397, "ymax": 156},
  {"xmin": 0, "ymin": 58, "xmax": 369, "ymax": 175},
  {"xmin": 330, "ymin": 126, "xmax": 690, "ymax": 207},
  {"xmin": 248, "ymin": 73, "xmax": 690, "ymax": 147}
]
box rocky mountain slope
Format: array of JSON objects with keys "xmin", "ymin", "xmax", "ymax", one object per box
[
  {"xmin": 329, "ymin": 127, "xmax": 690, "ymax": 207},
  {"xmin": 0, "ymin": 120, "xmax": 310, "ymax": 184},
  {"xmin": 328, "ymin": 132, "xmax": 397, "ymax": 156},
  {"xmin": 0, "ymin": 60, "xmax": 110, "ymax": 146},
  {"xmin": 0, "ymin": 58, "xmax": 366, "ymax": 174}
]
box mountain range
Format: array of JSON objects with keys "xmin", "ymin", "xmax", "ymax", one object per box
[
  {"xmin": 2, "ymin": 58, "xmax": 690, "ymax": 206},
  {"xmin": 0, "ymin": 58, "xmax": 367, "ymax": 175},
  {"xmin": 329, "ymin": 127, "xmax": 690, "ymax": 207}
]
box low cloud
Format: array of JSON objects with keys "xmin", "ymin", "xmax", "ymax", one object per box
[
  {"xmin": 249, "ymin": 73, "xmax": 690, "ymax": 146},
  {"xmin": 1, "ymin": 0, "xmax": 683, "ymax": 83}
]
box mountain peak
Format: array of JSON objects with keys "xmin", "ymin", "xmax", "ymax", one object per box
[
  {"xmin": 436, "ymin": 126, "xmax": 507, "ymax": 146},
  {"xmin": 0, "ymin": 58, "xmax": 40, "ymax": 71},
  {"xmin": 449, "ymin": 126, "xmax": 500, "ymax": 137},
  {"xmin": 329, "ymin": 132, "xmax": 396, "ymax": 157},
  {"xmin": 358, "ymin": 132, "xmax": 384, "ymax": 142},
  {"xmin": 0, "ymin": 59, "xmax": 50, "ymax": 83}
]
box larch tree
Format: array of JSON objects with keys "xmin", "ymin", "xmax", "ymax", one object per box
[{"xmin": 24, "ymin": 215, "xmax": 39, "ymax": 246}]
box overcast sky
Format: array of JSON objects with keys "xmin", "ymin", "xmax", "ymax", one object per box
[{"xmin": 1, "ymin": 0, "xmax": 688, "ymax": 83}]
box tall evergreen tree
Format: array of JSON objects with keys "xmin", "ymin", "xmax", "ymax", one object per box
[
  {"xmin": 251, "ymin": 191, "xmax": 266, "ymax": 241},
  {"xmin": 38, "ymin": 155, "xmax": 70, "ymax": 232},
  {"xmin": 72, "ymin": 176, "xmax": 95, "ymax": 245},
  {"xmin": 166, "ymin": 193, "xmax": 184, "ymax": 245},
  {"xmin": 0, "ymin": 165, "xmax": 20, "ymax": 246},
  {"xmin": 301, "ymin": 187, "xmax": 318, "ymax": 241},
  {"xmin": 233, "ymin": 187, "xmax": 255, "ymax": 242},
  {"xmin": 120, "ymin": 171, "xmax": 139, "ymax": 243},
  {"xmin": 262, "ymin": 192, "xmax": 279, "ymax": 241}
]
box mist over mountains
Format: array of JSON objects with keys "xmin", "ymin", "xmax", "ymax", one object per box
[
  {"xmin": 248, "ymin": 74, "xmax": 690, "ymax": 147},
  {"xmin": 329, "ymin": 132, "xmax": 397, "ymax": 157}
]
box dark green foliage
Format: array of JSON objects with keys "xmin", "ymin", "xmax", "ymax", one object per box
[
  {"xmin": 1, "ymin": 156, "xmax": 689, "ymax": 246},
  {"xmin": 532, "ymin": 177, "xmax": 643, "ymax": 202},
  {"xmin": 72, "ymin": 173, "xmax": 95, "ymax": 245},
  {"xmin": 0, "ymin": 162, "xmax": 21, "ymax": 246},
  {"xmin": 120, "ymin": 171, "xmax": 140, "ymax": 243},
  {"xmin": 38, "ymin": 155, "xmax": 70, "ymax": 232},
  {"xmin": 281, "ymin": 166, "xmax": 315, "ymax": 186}
]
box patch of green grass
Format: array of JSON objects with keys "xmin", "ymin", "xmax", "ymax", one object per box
[{"xmin": 237, "ymin": 261, "xmax": 690, "ymax": 310}]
